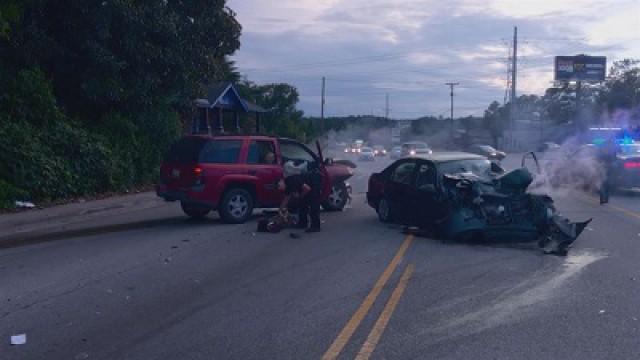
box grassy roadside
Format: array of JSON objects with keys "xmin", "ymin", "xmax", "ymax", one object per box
[{"xmin": 0, "ymin": 184, "xmax": 156, "ymax": 214}]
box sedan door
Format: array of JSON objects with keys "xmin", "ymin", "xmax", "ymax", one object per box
[
  {"xmin": 384, "ymin": 159, "xmax": 418, "ymax": 223},
  {"xmin": 406, "ymin": 161, "xmax": 444, "ymax": 227}
]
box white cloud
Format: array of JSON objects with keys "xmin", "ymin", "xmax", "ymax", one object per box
[
  {"xmin": 228, "ymin": 0, "xmax": 640, "ymax": 118},
  {"xmin": 482, "ymin": 0, "xmax": 604, "ymax": 18}
]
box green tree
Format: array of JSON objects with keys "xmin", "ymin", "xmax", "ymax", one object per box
[
  {"xmin": 483, "ymin": 101, "xmax": 507, "ymax": 147},
  {"xmin": 0, "ymin": 0, "xmax": 242, "ymax": 205},
  {"xmin": 598, "ymin": 59, "xmax": 640, "ymax": 114},
  {"xmin": 239, "ymin": 81, "xmax": 311, "ymax": 140}
]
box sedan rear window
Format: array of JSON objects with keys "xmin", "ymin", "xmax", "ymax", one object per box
[{"xmin": 438, "ymin": 159, "xmax": 492, "ymax": 177}]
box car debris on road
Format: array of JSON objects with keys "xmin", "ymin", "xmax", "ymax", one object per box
[
  {"xmin": 10, "ymin": 334, "xmax": 26, "ymax": 345},
  {"xmin": 14, "ymin": 201, "xmax": 36, "ymax": 208}
]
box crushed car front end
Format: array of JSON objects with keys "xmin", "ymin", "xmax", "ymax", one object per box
[{"xmin": 438, "ymin": 167, "xmax": 591, "ymax": 256}]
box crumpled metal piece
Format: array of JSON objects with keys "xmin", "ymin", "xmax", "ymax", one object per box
[{"xmin": 538, "ymin": 215, "xmax": 593, "ymax": 256}]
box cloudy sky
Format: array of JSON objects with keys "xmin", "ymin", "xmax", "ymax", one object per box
[{"xmin": 227, "ymin": 0, "xmax": 640, "ymax": 119}]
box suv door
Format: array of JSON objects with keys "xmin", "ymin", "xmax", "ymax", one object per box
[
  {"xmin": 385, "ymin": 159, "xmax": 418, "ymax": 223},
  {"xmin": 279, "ymin": 140, "xmax": 330, "ymax": 199},
  {"xmin": 246, "ymin": 139, "xmax": 282, "ymax": 207}
]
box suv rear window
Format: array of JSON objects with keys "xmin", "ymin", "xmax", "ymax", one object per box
[
  {"xmin": 199, "ymin": 140, "xmax": 242, "ymax": 163},
  {"xmin": 164, "ymin": 138, "xmax": 243, "ymax": 164},
  {"xmin": 165, "ymin": 137, "xmax": 208, "ymax": 163}
]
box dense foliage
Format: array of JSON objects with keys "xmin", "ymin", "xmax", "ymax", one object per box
[{"xmin": 0, "ymin": 0, "xmax": 241, "ymax": 207}]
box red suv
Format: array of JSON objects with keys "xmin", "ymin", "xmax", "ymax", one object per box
[{"xmin": 157, "ymin": 135, "xmax": 354, "ymax": 223}]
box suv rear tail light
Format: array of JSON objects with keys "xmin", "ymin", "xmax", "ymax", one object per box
[
  {"xmin": 624, "ymin": 162, "xmax": 640, "ymax": 169},
  {"xmin": 193, "ymin": 166, "xmax": 204, "ymax": 186}
]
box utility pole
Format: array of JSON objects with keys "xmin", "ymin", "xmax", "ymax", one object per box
[
  {"xmin": 385, "ymin": 93, "xmax": 390, "ymax": 120},
  {"xmin": 320, "ymin": 76, "xmax": 325, "ymax": 134},
  {"xmin": 445, "ymin": 82, "xmax": 459, "ymax": 144},
  {"xmin": 504, "ymin": 42, "xmax": 512, "ymax": 105},
  {"xmin": 510, "ymin": 26, "xmax": 518, "ymax": 146},
  {"xmin": 575, "ymin": 80, "xmax": 582, "ymax": 131}
]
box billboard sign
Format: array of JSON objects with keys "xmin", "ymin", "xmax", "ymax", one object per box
[{"xmin": 555, "ymin": 55, "xmax": 606, "ymax": 82}]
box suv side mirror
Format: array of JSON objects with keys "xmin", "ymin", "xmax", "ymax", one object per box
[{"xmin": 324, "ymin": 158, "xmax": 334, "ymax": 166}]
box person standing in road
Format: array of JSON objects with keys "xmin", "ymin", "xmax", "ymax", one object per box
[{"xmin": 298, "ymin": 162, "xmax": 322, "ymax": 232}]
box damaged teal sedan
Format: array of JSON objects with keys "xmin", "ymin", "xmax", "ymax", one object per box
[{"xmin": 367, "ymin": 152, "xmax": 591, "ymax": 255}]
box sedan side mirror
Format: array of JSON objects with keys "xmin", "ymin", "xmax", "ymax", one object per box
[
  {"xmin": 491, "ymin": 161, "xmax": 505, "ymax": 174},
  {"xmin": 324, "ymin": 157, "xmax": 334, "ymax": 166}
]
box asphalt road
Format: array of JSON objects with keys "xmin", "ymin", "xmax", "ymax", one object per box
[{"xmin": 2, "ymin": 153, "xmax": 640, "ymax": 359}]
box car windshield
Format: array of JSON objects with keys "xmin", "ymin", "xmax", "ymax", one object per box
[
  {"xmin": 620, "ymin": 144, "xmax": 640, "ymax": 154},
  {"xmin": 478, "ymin": 145, "xmax": 495, "ymax": 152},
  {"xmin": 403, "ymin": 142, "xmax": 428, "ymax": 150},
  {"xmin": 437, "ymin": 159, "xmax": 492, "ymax": 178}
]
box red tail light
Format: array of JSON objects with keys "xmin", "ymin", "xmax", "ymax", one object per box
[
  {"xmin": 624, "ymin": 162, "xmax": 640, "ymax": 169},
  {"xmin": 194, "ymin": 166, "xmax": 203, "ymax": 176}
]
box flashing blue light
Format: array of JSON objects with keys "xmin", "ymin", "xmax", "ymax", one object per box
[{"xmin": 617, "ymin": 137, "xmax": 634, "ymax": 145}]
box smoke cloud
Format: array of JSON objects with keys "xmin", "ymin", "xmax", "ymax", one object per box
[{"xmin": 528, "ymin": 136, "xmax": 605, "ymax": 197}]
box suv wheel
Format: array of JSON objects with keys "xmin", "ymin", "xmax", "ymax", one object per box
[
  {"xmin": 219, "ymin": 188, "xmax": 254, "ymax": 224},
  {"xmin": 322, "ymin": 182, "xmax": 349, "ymax": 211},
  {"xmin": 377, "ymin": 197, "xmax": 393, "ymax": 223},
  {"xmin": 181, "ymin": 202, "xmax": 211, "ymax": 220}
]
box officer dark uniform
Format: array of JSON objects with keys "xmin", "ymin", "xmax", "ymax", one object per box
[
  {"xmin": 598, "ymin": 139, "xmax": 617, "ymax": 204},
  {"xmin": 298, "ymin": 162, "xmax": 322, "ymax": 232}
]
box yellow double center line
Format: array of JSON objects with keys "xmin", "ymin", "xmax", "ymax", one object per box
[
  {"xmin": 322, "ymin": 235, "xmax": 415, "ymax": 360},
  {"xmin": 355, "ymin": 264, "xmax": 415, "ymax": 360}
]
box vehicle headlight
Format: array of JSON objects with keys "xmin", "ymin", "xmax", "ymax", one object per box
[
  {"xmin": 491, "ymin": 152, "xmax": 497, "ymax": 156},
  {"xmin": 410, "ymin": 150, "xmax": 416, "ymax": 155},
  {"xmin": 382, "ymin": 150, "xmax": 387, "ymax": 154}
]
